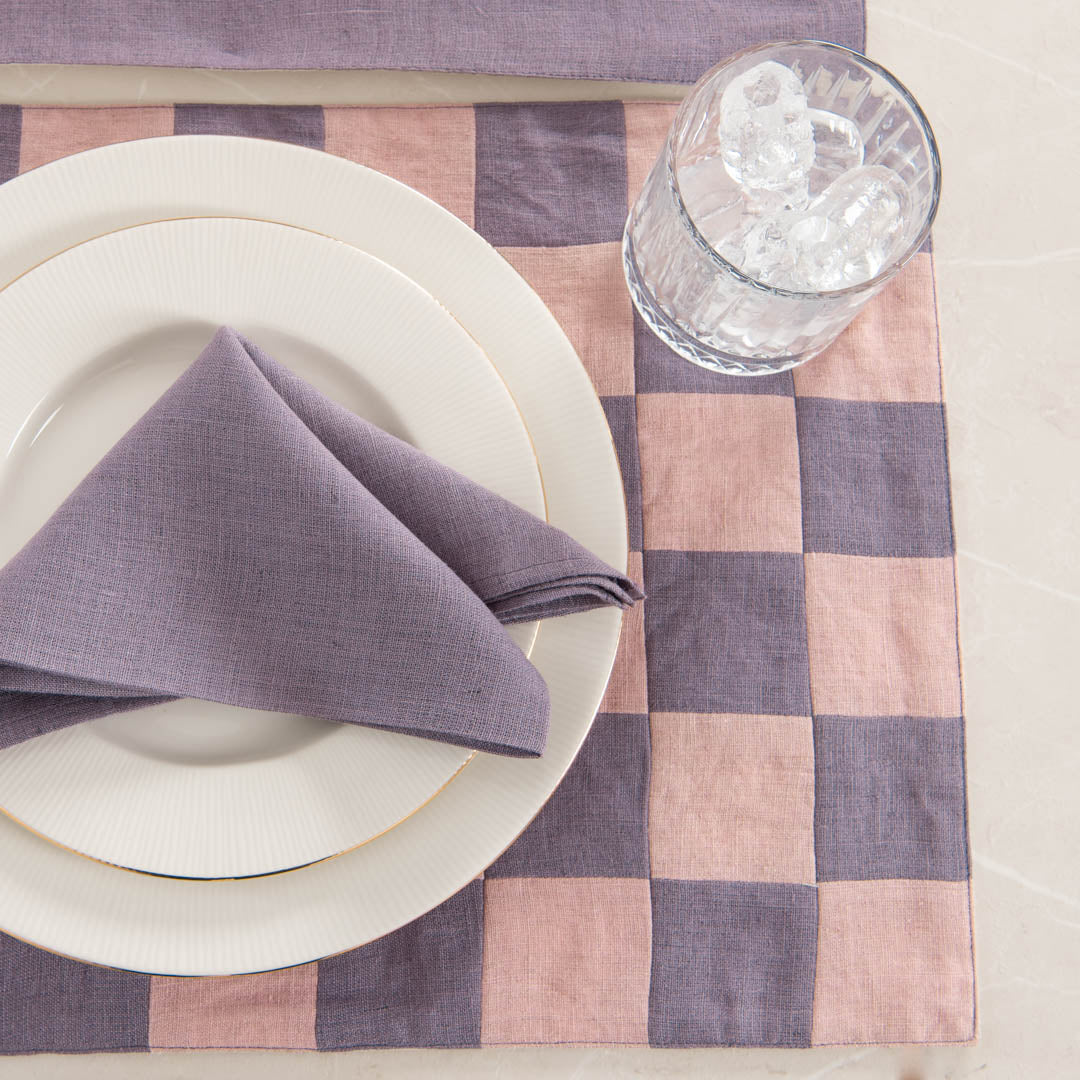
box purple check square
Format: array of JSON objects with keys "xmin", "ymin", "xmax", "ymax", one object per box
[
  {"xmin": 601, "ymin": 396, "xmax": 644, "ymax": 552},
  {"xmin": 174, "ymin": 105, "xmax": 325, "ymax": 149},
  {"xmin": 796, "ymin": 397, "xmax": 954, "ymax": 557},
  {"xmin": 315, "ymin": 880, "xmax": 483, "ymax": 1048},
  {"xmin": 487, "ymin": 713, "xmax": 650, "ymax": 879},
  {"xmin": 634, "ymin": 312, "xmax": 795, "ymax": 396},
  {"xmin": 644, "ymin": 551, "xmax": 811, "ymax": 716},
  {"xmin": 0, "ymin": 105, "xmax": 20, "ymax": 182},
  {"xmin": 474, "ymin": 102, "xmax": 628, "ymax": 247},
  {"xmin": 649, "ymin": 879, "xmax": 817, "ymax": 1047},
  {"xmin": 0, "ymin": 933, "xmax": 149, "ymax": 1052},
  {"xmin": 814, "ymin": 714, "xmax": 969, "ymax": 881}
]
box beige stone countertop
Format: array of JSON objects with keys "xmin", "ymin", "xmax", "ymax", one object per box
[{"xmin": 0, "ymin": 0, "xmax": 1076, "ymax": 1074}]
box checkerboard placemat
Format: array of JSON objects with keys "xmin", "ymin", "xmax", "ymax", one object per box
[{"xmin": 0, "ymin": 100, "xmax": 974, "ymax": 1053}]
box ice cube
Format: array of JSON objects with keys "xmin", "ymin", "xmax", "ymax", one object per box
[
  {"xmin": 789, "ymin": 215, "xmax": 850, "ymax": 290},
  {"xmin": 718, "ymin": 60, "xmax": 815, "ymax": 211},
  {"xmin": 807, "ymin": 108, "xmax": 864, "ymax": 195},
  {"xmin": 789, "ymin": 164, "xmax": 911, "ymax": 289},
  {"xmin": 719, "ymin": 213, "xmax": 799, "ymax": 287},
  {"xmin": 820, "ymin": 164, "xmax": 910, "ymax": 282}
]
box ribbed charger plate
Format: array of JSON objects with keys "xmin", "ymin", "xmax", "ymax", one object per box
[{"xmin": 0, "ymin": 137, "xmax": 627, "ymax": 974}]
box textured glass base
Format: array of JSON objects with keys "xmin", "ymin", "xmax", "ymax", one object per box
[{"xmin": 622, "ymin": 232, "xmax": 810, "ymax": 377}]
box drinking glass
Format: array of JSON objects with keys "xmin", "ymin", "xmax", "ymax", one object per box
[{"xmin": 623, "ymin": 40, "xmax": 941, "ymax": 375}]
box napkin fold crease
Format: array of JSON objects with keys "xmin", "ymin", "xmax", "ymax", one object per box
[{"xmin": 0, "ymin": 327, "xmax": 642, "ymax": 758}]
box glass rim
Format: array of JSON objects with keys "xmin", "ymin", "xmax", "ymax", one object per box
[{"xmin": 666, "ymin": 39, "xmax": 942, "ymax": 301}]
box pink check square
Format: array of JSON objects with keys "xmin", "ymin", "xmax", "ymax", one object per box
[
  {"xmin": 638, "ymin": 393, "xmax": 803, "ymax": 552},
  {"xmin": 649, "ymin": 712, "xmax": 816, "ymax": 883},
  {"xmin": 804, "ymin": 554, "xmax": 962, "ymax": 717},
  {"xmin": 623, "ymin": 102, "xmax": 677, "ymax": 208},
  {"xmin": 324, "ymin": 105, "xmax": 476, "ymax": 226},
  {"xmin": 148, "ymin": 964, "xmax": 317, "ymax": 1049},
  {"xmin": 481, "ymin": 877, "xmax": 651, "ymax": 1045},
  {"xmin": 19, "ymin": 107, "xmax": 174, "ymax": 173},
  {"xmin": 794, "ymin": 254, "xmax": 942, "ymax": 403},
  {"xmin": 813, "ymin": 880, "xmax": 975, "ymax": 1044}
]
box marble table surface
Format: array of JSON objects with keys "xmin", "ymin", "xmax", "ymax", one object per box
[{"xmin": 0, "ymin": 0, "xmax": 1074, "ymax": 1074}]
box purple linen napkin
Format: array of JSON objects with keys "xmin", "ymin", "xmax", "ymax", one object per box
[{"xmin": 0, "ymin": 327, "xmax": 641, "ymax": 758}]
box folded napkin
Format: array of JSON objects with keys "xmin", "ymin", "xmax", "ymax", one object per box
[{"xmin": 0, "ymin": 327, "xmax": 641, "ymax": 758}]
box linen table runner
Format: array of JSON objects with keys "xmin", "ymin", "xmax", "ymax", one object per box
[
  {"xmin": 0, "ymin": 0, "xmax": 864, "ymax": 83},
  {"xmin": 0, "ymin": 95, "xmax": 974, "ymax": 1052}
]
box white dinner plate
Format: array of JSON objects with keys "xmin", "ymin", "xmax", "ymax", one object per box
[
  {"xmin": 0, "ymin": 215, "xmax": 544, "ymax": 881},
  {"xmin": 0, "ymin": 136, "xmax": 628, "ymax": 974}
]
